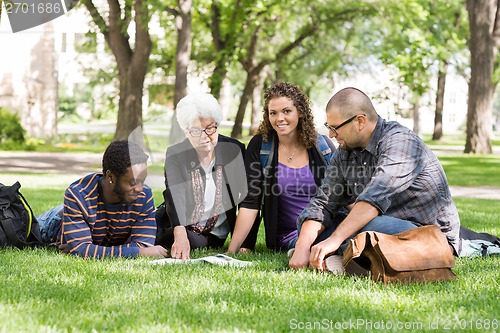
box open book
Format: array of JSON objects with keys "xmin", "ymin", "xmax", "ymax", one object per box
[{"xmin": 151, "ymin": 254, "xmax": 253, "ymax": 267}]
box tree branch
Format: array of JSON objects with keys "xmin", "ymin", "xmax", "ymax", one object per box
[
  {"xmin": 133, "ymin": 0, "xmax": 152, "ymax": 69},
  {"xmin": 106, "ymin": 0, "xmax": 132, "ymax": 71},
  {"xmin": 492, "ymin": 0, "xmax": 500, "ymax": 47},
  {"xmin": 165, "ymin": 6, "xmax": 179, "ymax": 16},
  {"xmin": 275, "ymin": 24, "xmax": 317, "ymax": 60},
  {"xmin": 211, "ymin": 1, "xmax": 224, "ymax": 51},
  {"xmin": 241, "ymin": 24, "xmax": 263, "ymax": 71},
  {"xmin": 123, "ymin": 1, "xmax": 132, "ymax": 33},
  {"xmin": 80, "ymin": 0, "xmax": 109, "ymax": 39}
]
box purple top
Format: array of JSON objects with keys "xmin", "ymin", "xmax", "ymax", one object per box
[{"xmin": 276, "ymin": 162, "xmax": 317, "ymax": 249}]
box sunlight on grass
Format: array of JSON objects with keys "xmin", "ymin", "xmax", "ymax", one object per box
[
  {"xmin": 1, "ymin": 168, "xmax": 499, "ymax": 332},
  {"xmin": 1, "ymin": 243, "xmax": 498, "ymax": 332},
  {"xmin": 438, "ymin": 155, "xmax": 500, "ymax": 186},
  {"xmin": 1, "ymin": 173, "xmax": 84, "ymax": 188}
]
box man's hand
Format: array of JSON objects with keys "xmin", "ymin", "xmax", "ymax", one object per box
[
  {"xmin": 59, "ymin": 243, "xmax": 69, "ymax": 254},
  {"xmin": 171, "ymin": 226, "xmax": 190, "ymax": 259},
  {"xmin": 309, "ymin": 238, "xmax": 340, "ymax": 271},
  {"xmin": 308, "ymin": 202, "xmax": 378, "ymax": 270},
  {"xmin": 289, "ymin": 219, "xmax": 325, "ymax": 269},
  {"xmin": 138, "ymin": 245, "xmax": 168, "ymax": 258},
  {"xmin": 289, "ymin": 247, "xmax": 310, "ymax": 269}
]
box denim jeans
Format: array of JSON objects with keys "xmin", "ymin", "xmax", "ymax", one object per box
[
  {"xmin": 299, "ymin": 214, "xmax": 417, "ymax": 253},
  {"xmin": 37, "ymin": 204, "xmax": 63, "ymax": 244},
  {"xmin": 282, "ymin": 236, "xmax": 298, "ymax": 251}
]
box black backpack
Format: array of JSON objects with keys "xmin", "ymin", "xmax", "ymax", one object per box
[{"xmin": 0, "ymin": 181, "xmax": 44, "ymax": 248}]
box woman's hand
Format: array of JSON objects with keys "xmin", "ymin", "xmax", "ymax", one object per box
[{"xmin": 171, "ymin": 226, "xmax": 190, "ymax": 260}]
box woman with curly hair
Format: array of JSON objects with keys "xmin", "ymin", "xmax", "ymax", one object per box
[{"xmin": 228, "ymin": 82, "xmax": 335, "ymax": 253}]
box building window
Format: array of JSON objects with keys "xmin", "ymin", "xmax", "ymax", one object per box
[
  {"xmin": 449, "ymin": 112, "xmax": 456, "ymax": 123},
  {"xmin": 61, "ymin": 33, "xmax": 67, "ymax": 53},
  {"xmin": 449, "ymin": 92, "xmax": 456, "ymax": 104}
]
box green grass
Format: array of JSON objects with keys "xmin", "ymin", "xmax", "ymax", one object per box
[
  {"xmin": 438, "ymin": 155, "xmax": 500, "ymax": 187},
  {"xmin": 422, "ymin": 132, "xmax": 500, "ymax": 147},
  {"xmin": 1, "ymin": 246, "xmax": 498, "ymax": 333},
  {"xmin": 1, "ymin": 171, "xmax": 500, "ymax": 332}
]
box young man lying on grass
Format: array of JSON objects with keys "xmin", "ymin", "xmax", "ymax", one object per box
[{"xmin": 37, "ymin": 140, "xmax": 168, "ymax": 259}]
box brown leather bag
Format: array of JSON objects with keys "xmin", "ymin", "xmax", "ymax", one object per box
[{"xmin": 342, "ymin": 225, "xmax": 457, "ymax": 284}]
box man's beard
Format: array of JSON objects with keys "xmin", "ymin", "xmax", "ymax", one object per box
[{"xmin": 112, "ymin": 182, "xmax": 128, "ymax": 203}]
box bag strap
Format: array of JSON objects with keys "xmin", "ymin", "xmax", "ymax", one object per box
[
  {"xmin": 316, "ymin": 134, "xmax": 333, "ymax": 165},
  {"xmin": 259, "ymin": 134, "xmax": 275, "ymax": 179},
  {"xmin": 0, "ymin": 181, "xmax": 43, "ymax": 248},
  {"xmin": 17, "ymin": 192, "xmax": 33, "ymax": 236},
  {"xmin": 259, "ymin": 133, "xmax": 333, "ymax": 172},
  {"xmin": 17, "ymin": 190, "xmax": 43, "ymax": 244},
  {"xmin": 259, "ymin": 133, "xmax": 276, "ymax": 208},
  {"xmin": 1, "ymin": 217, "xmax": 31, "ymax": 248}
]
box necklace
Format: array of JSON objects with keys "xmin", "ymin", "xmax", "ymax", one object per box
[{"xmin": 279, "ymin": 143, "xmax": 298, "ymax": 162}]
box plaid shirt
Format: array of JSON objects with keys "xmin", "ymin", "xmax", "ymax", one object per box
[{"xmin": 298, "ymin": 117, "xmax": 460, "ymax": 252}]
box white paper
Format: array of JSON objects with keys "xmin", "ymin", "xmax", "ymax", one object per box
[{"xmin": 151, "ymin": 254, "xmax": 253, "ymax": 267}]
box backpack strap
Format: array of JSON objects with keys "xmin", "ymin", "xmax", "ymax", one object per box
[
  {"xmin": 259, "ymin": 133, "xmax": 333, "ymax": 208},
  {"xmin": 260, "ymin": 133, "xmax": 333, "ymax": 172},
  {"xmin": 259, "ymin": 134, "xmax": 276, "ymax": 208},
  {"xmin": 259, "ymin": 134, "xmax": 275, "ymax": 178},
  {"xmin": 315, "ymin": 134, "xmax": 333, "ymax": 165},
  {"xmin": 0, "ymin": 217, "xmax": 29, "ymax": 248}
]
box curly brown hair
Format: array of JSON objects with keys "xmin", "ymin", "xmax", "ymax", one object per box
[{"xmin": 257, "ymin": 82, "xmax": 317, "ymax": 149}]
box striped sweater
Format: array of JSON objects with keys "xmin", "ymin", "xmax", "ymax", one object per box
[{"xmin": 60, "ymin": 173, "xmax": 157, "ymax": 259}]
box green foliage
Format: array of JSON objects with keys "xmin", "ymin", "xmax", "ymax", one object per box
[
  {"xmin": 0, "ymin": 108, "xmax": 25, "ymax": 143},
  {"xmin": 0, "ymin": 108, "xmax": 32, "ymax": 150},
  {"xmin": 272, "ymin": 1, "xmax": 378, "ymax": 91},
  {"xmin": 58, "ymin": 84, "xmax": 95, "ymax": 121},
  {"xmin": 55, "ymin": 132, "xmax": 114, "ymax": 149},
  {"xmin": 74, "ymin": 31, "xmax": 98, "ymax": 54},
  {"xmin": 369, "ymin": 0, "xmax": 469, "ymax": 97}
]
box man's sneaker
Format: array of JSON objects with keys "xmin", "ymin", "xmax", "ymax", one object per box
[
  {"xmin": 287, "ymin": 248, "xmax": 295, "ymax": 258},
  {"xmin": 324, "ymin": 255, "xmax": 345, "ymax": 275}
]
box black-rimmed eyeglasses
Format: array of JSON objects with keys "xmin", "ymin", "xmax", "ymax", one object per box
[
  {"xmin": 188, "ymin": 125, "xmax": 218, "ymax": 137},
  {"xmin": 324, "ymin": 114, "xmax": 363, "ymax": 137}
]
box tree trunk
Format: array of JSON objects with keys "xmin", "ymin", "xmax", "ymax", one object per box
[
  {"xmin": 208, "ymin": 60, "xmax": 227, "ymax": 100},
  {"xmin": 83, "ymin": 0, "xmax": 152, "ymax": 141},
  {"xmin": 115, "ymin": 68, "xmax": 145, "ymax": 140},
  {"xmin": 169, "ymin": 0, "xmax": 192, "ymax": 145},
  {"xmin": 249, "ymin": 71, "xmax": 266, "ymax": 135},
  {"xmin": 208, "ymin": 0, "xmax": 242, "ymax": 100},
  {"xmin": 432, "ymin": 61, "xmax": 448, "ymax": 140},
  {"xmin": 231, "ymin": 71, "xmax": 259, "ymax": 138},
  {"xmin": 464, "ymin": 0, "xmax": 496, "ymax": 154},
  {"xmin": 114, "ymin": 4, "xmax": 151, "ymax": 140},
  {"xmin": 412, "ymin": 97, "xmax": 420, "ymax": 136},
  {"xmin": 231, "ymin": 17, "xmax": 317, "ymax": 138}
]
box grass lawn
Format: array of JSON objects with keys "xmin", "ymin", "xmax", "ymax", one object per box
[
  {"xmin": 437, "ymin": 155, "xmax": 500, "ymax": 187},
  {"xmin": 1, "ymin": 155, "xmax": 500, "ymax": 332}
]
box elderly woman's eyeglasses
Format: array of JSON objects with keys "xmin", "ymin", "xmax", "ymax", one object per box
[
  {"xmin": 324, "ymin": 114, "xmax": 363, "ymax": 137},
  {"xmin": 188, "ymin": 125, "xmax": 218, "ymax": 137}
]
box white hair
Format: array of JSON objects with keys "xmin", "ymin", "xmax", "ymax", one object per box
[{"xmin": 175, "ymin": 93, "xmax": 223, "ymax": 129}]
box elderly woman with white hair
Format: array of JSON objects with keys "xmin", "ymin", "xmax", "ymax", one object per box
[{"xmin": 155, "ymin": 93, "xmax": 253, "ymax": 259}]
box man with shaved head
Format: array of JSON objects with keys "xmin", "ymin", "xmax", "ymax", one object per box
[{"xmin": 289, "ymin": 87, "xmax": 460, "ymax": 271}]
